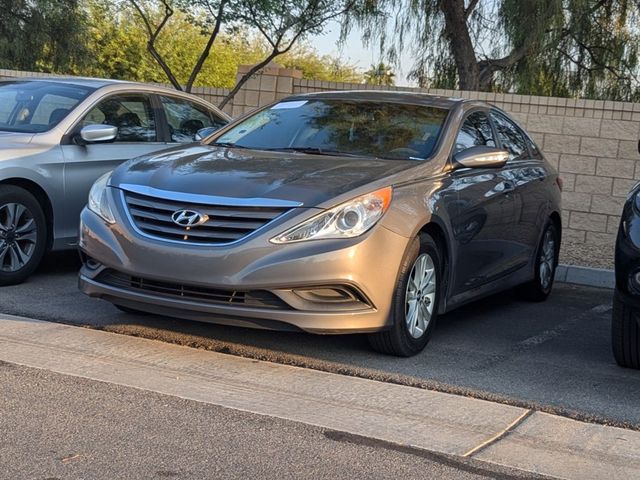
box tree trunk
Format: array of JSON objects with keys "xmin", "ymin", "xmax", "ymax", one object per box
[{"xmin": 439, "ymin": 0, "xmax": 481, "ymax": 90}]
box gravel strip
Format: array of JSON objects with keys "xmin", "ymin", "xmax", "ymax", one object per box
[{"xmin": 560, "ymin": 240, "xmax": 614, "ymax": 270}]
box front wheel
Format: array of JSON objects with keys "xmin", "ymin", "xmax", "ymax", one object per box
[
  {"xmin": 0, "ymin": 186, "xmax": 47, "ymax": 286},
  {"xmin": 368, "ymin": 233, "xmax": 441, "ymax": 357}
]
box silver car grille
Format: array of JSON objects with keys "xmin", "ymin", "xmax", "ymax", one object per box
[{"xmin": 123, "ymin": 191, "xmax": 290, "ymax": 245}]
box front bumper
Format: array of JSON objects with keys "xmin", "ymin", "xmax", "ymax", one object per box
[{"xmin": 78, "ymin": 201, "xmax": 411, "ymax": 334}]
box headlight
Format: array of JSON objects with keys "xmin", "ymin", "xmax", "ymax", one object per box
[
  {"xmin": 271, "ymin": 187, "xmax": 392, "ymax": 244},
  {"xmin": 88, "ymin": 172, "xmax": 116, "ymax": 224}
]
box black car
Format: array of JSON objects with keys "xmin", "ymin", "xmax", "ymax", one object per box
[{"xmin": 613, "ymin": 178, "xmax": 640, "ymax": 369}]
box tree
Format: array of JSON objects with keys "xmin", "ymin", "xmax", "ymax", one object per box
[
  {"xmin": 0, "ymin": 0, "xmax": 87, "ymax": 72},
  {"xmin": 277, "ymin": 42, "xmax": 363, "ymax": 83},
  {"xmin": 218, "ymin": 0, "xmax": 359, "ymax": 108},
  {"xmin": 125, "ymin": 0, "xmax": 358, "ymax": 107},
  {"xmin": 364, "ymin": 62, "xmax": 395, "ymax": 85},
  {"xmin": 84, "ymin": 1, "xmax": 264, "ymax": 87},
  {"xmin": 345, "ymin": 0, "xmax": 640, "ymax": 100}
]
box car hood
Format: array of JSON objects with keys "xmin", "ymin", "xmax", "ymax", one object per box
[
  {"xmin": 110, "ymin": 145, "xmax": 418, "ymax": 207},
  {"xmin": 0, "ymin": 131, "xmax": 35, "ymax": 148}
]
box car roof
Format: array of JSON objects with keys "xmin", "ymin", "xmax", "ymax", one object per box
[
  {"xmin": 0, "ymin": 77, "xmax": 188, "ymax": 96},
  {"xmin": 286, "ymin": 90, "xmax": 467, "ymax": 109},
  {"xmin": 0, "ymin": 76, "xmax": 135, "ymax": 89}
]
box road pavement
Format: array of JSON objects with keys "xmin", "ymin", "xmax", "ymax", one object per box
[
  {"xmin": 4, "ymin": 362, "xmax": 531, "ymax": 480},
  {"xmin": 2, "ymin": 251, "xmax": 639, "ymax": 428}
]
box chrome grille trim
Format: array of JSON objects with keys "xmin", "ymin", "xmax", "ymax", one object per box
[
  {"xmin": 118, "ymin": 183, "xmax": 302, "ymax": 208},
  {"xmin": 119, "ymin": 188, "xmax": 292, "ymax": 246},
  {"xmin": 97, "ymin": 269, "xmax": 290, "ymax": 310}
]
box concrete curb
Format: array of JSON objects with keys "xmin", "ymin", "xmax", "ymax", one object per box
[
  {"xmin": 1, "ymin": 314, "xmax": 639, "ymax": 479},
  {"xmin": 556, "ymin": 264, "xmax": 615, "ymax": 289}
]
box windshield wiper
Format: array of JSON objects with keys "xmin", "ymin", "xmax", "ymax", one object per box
[
  {"xmin": 208, "ymin": 141, "xmax": 248, "ymax": 149},
  {"xmin": 261, "ymin": 147, "xmax": 373, "ymax": 158}
]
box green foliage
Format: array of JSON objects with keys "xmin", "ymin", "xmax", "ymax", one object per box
[
  {"xmin": 82, "ymin": 0, "xmax": 361, "ymax": 87},
  {"xmin": 346, "ymin": 0, "xmax": 640, "ymax": 101},
  {"xmin": 0, "ymin": 0, "xmax": 88, "ymax": 72},
  {"xmin": 364, "ymin": 62, "xmax": 396, "ymax": 85},
  {"xmin": 277, "ymin": 43, "xmax": 363, "ymax": 82},
  {"xmin": 82, "ymin": 1, "xmax": 264, "ymax": 87}
]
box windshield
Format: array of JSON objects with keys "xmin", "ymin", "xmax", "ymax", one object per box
[
  {"xmin": 212, "ymin": 99, "xmax": 449, "ymax": 161},
  {"xmin": 0, "ymin": 81, "xmax": 95, "ymax": 133}
]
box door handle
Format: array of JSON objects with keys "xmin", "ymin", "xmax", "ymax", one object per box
[{"xmin": 503, "ymin": 181, "xmax": 515, "ymax": 192}]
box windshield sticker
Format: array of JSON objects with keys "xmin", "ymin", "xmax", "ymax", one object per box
[{"xmin": 271, "ymin": 100, "xmax": 308, "ymax": 110}]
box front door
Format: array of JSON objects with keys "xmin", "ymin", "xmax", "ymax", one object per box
[
  {"xmin": 60, "ymin": 93, "xmax": 165, "ymax": 243},
  {"xmin": 449, "ymin": 110, "xmax": 520, "ymax": 296}
]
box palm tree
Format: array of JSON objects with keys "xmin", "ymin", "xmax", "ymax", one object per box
[{"xmin": 364, "ymin": 63, "xmax": 396, "ymax": 86}]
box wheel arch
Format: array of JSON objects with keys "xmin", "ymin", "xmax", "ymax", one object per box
[
  {"xmin": 0, "ymin": 178, "xmax": 54, "ymax": 250},
  {"xmin": 418, "ymin": 220, "xmax": 451, "ymax": 313},
  {"xmin": 549, "ymin": 210, "xmax": 562, "ymax": 245}
]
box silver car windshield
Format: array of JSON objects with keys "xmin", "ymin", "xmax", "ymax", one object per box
[
  {"xmin": 0, "ymin": 81, "xmax": 95, "ymax": 133},
  {"xmin": 212, "ymin": 99, "xmax": 449, "ymax": 161}
]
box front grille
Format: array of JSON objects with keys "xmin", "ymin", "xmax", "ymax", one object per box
[
  {"xmin": 123, "ymin": 191, "xmax": 290, "ymax": 245},
  {"xmin": 98, "ymin": 269, "xmax": 289, "ymax": 310}
]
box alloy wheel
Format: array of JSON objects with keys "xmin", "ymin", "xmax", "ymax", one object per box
[
  {"xmin": 405, "ymin": 253, "xmax": 436, "ymax": 339},
  {"xmin": 0, "ymin": 202, "xmax": 38, "ymax": 272},
  {"xmin": 539, "ymin": 228, "xmax": 556, "ymax": 290}
]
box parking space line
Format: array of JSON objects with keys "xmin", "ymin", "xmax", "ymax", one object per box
[{"xmin": 470, "ymin": 303, "xmax": 611, "ymax": 371}]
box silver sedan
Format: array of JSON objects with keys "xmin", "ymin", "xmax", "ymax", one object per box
[{"xmin": 0, "ymin": 78, "xmax": 230, "ymax": 285}]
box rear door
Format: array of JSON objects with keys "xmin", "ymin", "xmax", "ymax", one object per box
[
  {"xmin": 60, "ymin": 92, "xmax": 165, "ymax": 242},
  {"xmin": 489, "ymin": 110, "xmax": 544, "ymax": 262},
  {"xmin": 450, "ymin": 109, "xmax": 520, "ymax": 295}
]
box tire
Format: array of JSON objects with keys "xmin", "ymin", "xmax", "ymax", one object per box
[
  {"xmin": 612, "ymin": 293, "xmax": 640, "ymax": 369},
  {"xmin": 517, "ymin": 220, "xmax": 559, "ymax": 302},
  {"xmin": 368, "ymin": 233, "xmax": 441, "ymax": 357},
  {"xmin": 0, "ymin": 185, "xmax": 47, "ymax": 286}
]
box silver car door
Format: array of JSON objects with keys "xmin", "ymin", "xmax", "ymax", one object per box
[{"xmin": 59, "ymin": 92, "xmax": 165, "ymax": 243}]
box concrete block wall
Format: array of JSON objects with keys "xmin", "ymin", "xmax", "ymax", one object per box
[{"xmin": 230, "ymin": 64, "xmax": 302, "ymax": 118}]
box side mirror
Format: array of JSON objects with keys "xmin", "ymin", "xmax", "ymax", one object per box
[
  {"xmin": 194, "ymin": 126, "xmax": 218, "ymax": 141},
  {"xmin": 79, "ymin": 124, "xmax": 118, "ymax": 143},
  {"xmin": 453, "ymin": 146, "xmax": 510, "ymax": 169}
]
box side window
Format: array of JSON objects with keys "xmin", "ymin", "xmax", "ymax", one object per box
[
  {"xmin": 160, "ymin": 95, "xmax": 227, "ymax": 143},
  {"xmin": 490, "ymin": 111, "xmax": 528, "ymax": 161},
  {"xmin": 80, "ymin": 94, "xmax": 157, "ymax": 142},
  {"xmin": 453, "ymin": 111, "xmax": 496, "ymax": 154}
]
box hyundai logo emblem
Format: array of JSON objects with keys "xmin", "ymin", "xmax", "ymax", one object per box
[{"xmin": 171, "ymin": 209, "xmax": 208, "ymax": 227}]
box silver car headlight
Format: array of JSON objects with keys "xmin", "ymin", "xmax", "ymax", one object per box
[
  {"xmin": 271, "ymin": 187, "xmax": 393, "ymax": 244},
  {"xmin": 88, "ymin": 172, "xmax": 116, "ymax": 224}
]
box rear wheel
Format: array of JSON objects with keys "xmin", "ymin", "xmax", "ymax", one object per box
[
  {"xmin": 368, "ymin": 233, "xmax": 441, "ymax": 357},
  {"xmin": 612, "ymin": 293, "xmax": 640, "ymax": 369},
  {"xmin": 0, "ymin": 185, "xmax": 47, "ymax": 286},
  {"xmin": 518, "ymin": 220, "xmax": 559, "ymax": 302}
]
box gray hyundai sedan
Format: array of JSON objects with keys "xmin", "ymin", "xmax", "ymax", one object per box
[
  {"xmin": 78, "ymin": 91, "xmax": 562, "ymax": 356},
  {"xmin": 0, "ymin": 78, "xmax": 229, "ymax": 285}
]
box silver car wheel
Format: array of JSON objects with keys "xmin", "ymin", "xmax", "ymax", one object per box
[
  {"xmin": 0, "ymin": 202, "xmax": 37, "ymax": 273},
  {"xmin": 539, "ymin": 228, "xmax": 556, "ymax": 290},
  {"xmin": 405, "ymin": 253, "xmax": 436, "ymax": 339}
]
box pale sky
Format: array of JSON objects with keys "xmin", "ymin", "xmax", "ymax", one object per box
[{"xmin": 307, "ymin": 21, "xmax": 415, "ymax": 86}]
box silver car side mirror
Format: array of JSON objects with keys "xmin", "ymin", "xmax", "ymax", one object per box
[
  {"xmin": 80, "ymin": 124, "xmax": 118, "ymax": 143},
  {"xmin": 454, "ymin": 146, "xmax": 510, "ymax": 169}
]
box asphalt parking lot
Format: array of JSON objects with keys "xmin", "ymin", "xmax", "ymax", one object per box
[{"xmin": 2, "ymin": 251, "xmax": 639, "ymax": 429}]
